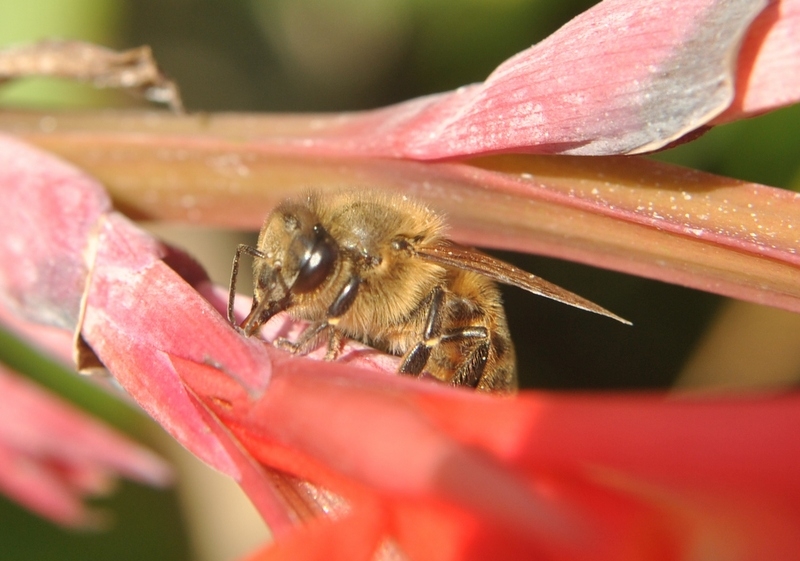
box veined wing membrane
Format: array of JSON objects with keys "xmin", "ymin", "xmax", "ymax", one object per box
[{"xmin": 416, "ymin": 242, "xmax": 631, "ymax": 325}]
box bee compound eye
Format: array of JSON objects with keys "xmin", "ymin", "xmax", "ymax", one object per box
[{"xmin": 291, "ymin": 224, "xmax": 338, "ymax": 293}]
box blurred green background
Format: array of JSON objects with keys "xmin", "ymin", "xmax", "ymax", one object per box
[{"xmin": 1, "ymin": 0, "xmax": 799, "ymax": 559}]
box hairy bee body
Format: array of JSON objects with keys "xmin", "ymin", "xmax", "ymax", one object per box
[{"xmin": 229, "ymin": 190, "xmax": 627, "ymax": 393}]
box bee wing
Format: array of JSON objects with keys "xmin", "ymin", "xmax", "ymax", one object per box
[{"xmin": 416, "ymin": 242, "xmax": 631, "ymax": 325}]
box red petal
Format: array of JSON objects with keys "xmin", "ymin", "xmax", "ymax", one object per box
[
  {"xmin": 181, "ymin": 353, "xmax": 800, "ymax": 560},
  {"xmin": 243, "ymin": 502, "xmax": 386, "ymax": 561}
]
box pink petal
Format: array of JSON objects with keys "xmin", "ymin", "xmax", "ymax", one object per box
[
  {"xmin": 0, "ymin": 365, "xmax": 171, "ymax": 526},
  {"xmin": 0, "ymin": 134, "xmax": 109, "ymax": 330},
  {"xmin": 0, "ymin": 134, "xmax": 295, "ymax": 529},
  {"xmin": 0, "ymin": 444, "xmax": 91, "ymax": 526},
  {"xmin": 192, "ymin": 0, "xmax": 782, "ymax": 158},
  {"xmin": 0, "ymin": 133, "xmax": 242, "ymax": 480},
  {"xmin": 717, "ymin": 0, "xmax": 800, "ymax": 122},
  {"xmin": 3, "ymin": 1, "xmax": 797, "ymax": 162},
  {"xmin": 281, "ymin": 0, "xmax": 770, "ymax": 158},
  {"xmin": 77, "ymin": 211, "xmax": 304, "ymax": 527}
]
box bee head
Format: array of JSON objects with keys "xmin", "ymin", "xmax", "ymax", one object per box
[{"xmin": 247, "ymin": 201, "xmax": 339, "ymax": 329}]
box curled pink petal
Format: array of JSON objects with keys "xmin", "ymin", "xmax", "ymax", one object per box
[
  {"xmin": 79, "ymin": 211, "xmax": 395, "ymax": 533},
  {"xmin": 0, "ymin": 133, "xmax": 244, "ymax": 481},
  {"xmin": 211, "ymin": 0, "xmax": 780, "ymax": 158},
  {"xmin": 192, "ymin": 0, "xmax": 789, "ymax": 158},
  {"xmin": 289, "ymin": 0, "xmax": 769, "ymax": 158},
  {"xmin": 0, "ymin": 134, "xmax": 307, "ymax": 530}
]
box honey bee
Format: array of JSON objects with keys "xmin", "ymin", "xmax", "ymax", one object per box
[{"xmin": 227, "ymin": 191, "xmax": 628, "ymax": 392}]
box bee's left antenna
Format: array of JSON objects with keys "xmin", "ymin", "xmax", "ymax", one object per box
[{"xmin": 228, "ymin": 244, "xmax": 265, "ymax": 328}]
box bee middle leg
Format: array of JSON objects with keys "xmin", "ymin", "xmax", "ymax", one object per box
[
  {"xmin": 400, "ymin": 325, "xmax": 490, "ymax": 387},
  {"xmin": 275, "ymin": 321, "xmax": 342, "ymax": 360},
  {"xmin": 448, "ymin": 333, "xmax": 490, "ymax": 388},
  {"xmin": 399, "ymin": 287, "xmax": 444, "ymax": 375},
  {"xmin": 399, "ymin": 287, "xmax": 490, "ymax": 387}
]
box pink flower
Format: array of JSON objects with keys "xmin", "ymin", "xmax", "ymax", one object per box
[{"xmin": 1, "ymin": 0, "xmax": 799, "ymax": 559}]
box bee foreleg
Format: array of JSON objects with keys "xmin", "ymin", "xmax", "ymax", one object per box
[
  {"xmin": 228, "ymin": 244, "xmax": 266, "ymax": 327},
  {"xmin": 399, "ymin": 287, "xmax": 444, "ymax": 376},
  {"xmin": 324, "ymin": 327, "xmax": 344, "ymax": 361},
  {"xmin": 326, "ymin": 275, "xmax": 361, "ymax": 318}
]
